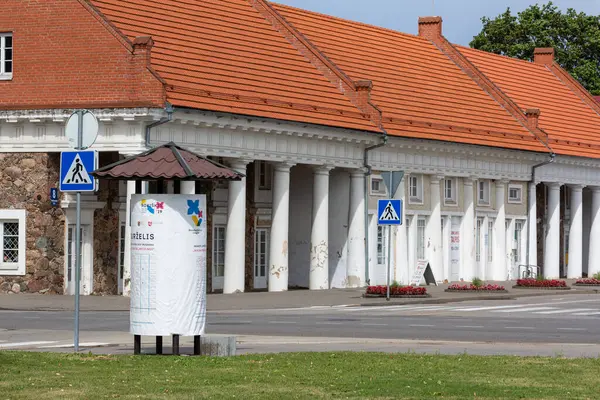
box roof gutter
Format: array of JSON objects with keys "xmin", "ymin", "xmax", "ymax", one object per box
[
  {"xmin": 363, "ymin": 115, "xmax": 389, "ymax": 286},
  {"xmin": 145, "ymin": 102, "xmax": 174, "ymax": 149},
  {"xmin": 525, "ymin": 152, "xmax": 556, "ymax": 271}
]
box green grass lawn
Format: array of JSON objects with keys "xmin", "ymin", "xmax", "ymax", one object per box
[{"xmin": 1, "ymin": 351, "xmax": 599, "ymax": 399}]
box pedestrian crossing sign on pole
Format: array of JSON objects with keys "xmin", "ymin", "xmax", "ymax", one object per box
[
  {"xmin": 377, "ymin": 199, "xmax": 402, "ymax": 225},
  {"xmin": 59, "ymin": 150, "xmax": 97, "ymax": 192}
]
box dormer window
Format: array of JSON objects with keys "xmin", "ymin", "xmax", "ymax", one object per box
[{"xmin": 0, "ymin": 33, "xmax": 12, "ymax": 80}]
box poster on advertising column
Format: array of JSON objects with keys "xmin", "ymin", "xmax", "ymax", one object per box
[{"xmin": 129, "ymin": 194, "xmax": 207, "ymax": 336}]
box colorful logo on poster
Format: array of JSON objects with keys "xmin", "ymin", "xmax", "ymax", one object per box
[
  {"xmin": 141, "ymin": 199, "xmax": 165, "ymax": 215},
  {"xmin": 187, "ymin": 200, "xmax": 203, "ymax": 227}
]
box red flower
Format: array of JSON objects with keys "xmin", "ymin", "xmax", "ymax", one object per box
[
  {"xmin": 365, "ymin": 285, "xmax": 427, "ymax": 296},
  {"xmin": 576, "ymin": 278, "xmax": 600, "ymax": 284},
  {"xmin": 516, "ymin": 278, "xmax": 566, "ymax": 287},
  {"xmin": 447, "ymin": 283, "xmax": 505, "ymax": 291}
]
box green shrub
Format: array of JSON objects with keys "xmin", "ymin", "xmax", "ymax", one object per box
[{"xmin": 472, "ymin": 277, "xmax": 483, "ymax": 288}]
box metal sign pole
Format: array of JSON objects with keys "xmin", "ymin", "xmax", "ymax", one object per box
[
  {"xmin": 74, "ymin": 110, "xmax": 83, "ymax": 352},
  {"xmin": 386, "ymin": 173, "xmax": 393, "ymax": 301}
]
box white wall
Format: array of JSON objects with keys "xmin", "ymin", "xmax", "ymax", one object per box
[
  {"xmin": 329, "ymin": 169, "xmax": 350, "ymax": 288},
  {"xmin": 288, "ymin": 165, "xmax": 313, "ymax": 288}
]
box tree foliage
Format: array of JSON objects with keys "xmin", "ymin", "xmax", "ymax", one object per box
[{"xmin": 470, "ymin": 2, "xmax": 600, "ymax": 95}]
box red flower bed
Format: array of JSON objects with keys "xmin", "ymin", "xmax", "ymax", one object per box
[
  {"xmin": 516, "ymin": 278, "xmax": 566, "ymax": 287},
  {"xmin": 447, "ymin": 283, "xmax": 506, "ymax": 291},
  {"xmin": 576, "ymin": 278, "xmax": 600, "ymax": 285},
  {"xmin": 365, "ymin": 286, "xmax": 427, "ymax": 296}
]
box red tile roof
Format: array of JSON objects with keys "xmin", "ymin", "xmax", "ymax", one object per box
[
  {"xmin": 269, "ymin": 3, "xmax": 549, "ymax": 152},
  {"xmin": 92, "ymin": 142, "xmax": 243, "ymax": 180},
  {"xmin": 90, "ymin": 0, "xmax": 378, "ymax": 132},
  {"xmin": 459, "ymin": 46, "xmax": 600, "ymax": 158},
  {"xmin": 87, "ymin": 0, "xmax": 600, "ymax": 157}
]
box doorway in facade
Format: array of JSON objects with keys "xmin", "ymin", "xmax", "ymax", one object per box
[
  {"xmin": 65, "ymin": 224, "xmax": 89, "ymax": 295},
  {"xmin": 254, "ymin": 228, "xmax": 269, "ymax": 289}
]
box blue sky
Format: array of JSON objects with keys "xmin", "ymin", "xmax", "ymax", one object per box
[{"xmin": 272, "ymin": 1, "xmax": 600, "ymax": 46}]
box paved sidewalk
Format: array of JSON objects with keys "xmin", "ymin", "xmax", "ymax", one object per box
[{"xmin": 1, "ymin": 279, "xmax": 598, "ymax": 312}]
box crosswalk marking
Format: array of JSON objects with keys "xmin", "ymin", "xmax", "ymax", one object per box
[
  {"xmin": 459, "ymin": 305, "xmax": 531, "ymax": 312},
  {"xmin": 486, "ymin": 307, "xmax": 556, "ymax": 313},
  {"xmin": 573, "ymin": 311, "xmax": 600, "ymax": 316},
  {"xmin": 287, "ymin": 302, "xmax": 600, "ymax": 318},
  {"xmin": 534, "ymin": 308, "xmax": 595, "ymax": 315}
]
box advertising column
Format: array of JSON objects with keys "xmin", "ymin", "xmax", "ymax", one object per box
[{"xmin": 129, "ymin": 194, "xmax": 207, "ymax": 336}]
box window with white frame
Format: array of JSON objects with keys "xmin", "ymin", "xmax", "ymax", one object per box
[
  {"xmin": 254, "ymin": 228, "xmax": 269, "ymax": 279},
  {"xmin": 409, "ymin": 175, "xmax": 423, "ymax": 204},
  {"xmin": 478, "ymin": 180, "xmax": 491, "ymax": 205},
  {"xmin": 212, "ymin": 225, "xmax": 226, "ymax": 278},
  {"xmin": 0, "ymin": 210, "xmax": 26, "ymax": 275},
  {"xmin": 370, "ymin": 176, "xmax": 387, "ymax": 196},
  {"xmin": 257, "ymin": 161, "xmax": 272, "ymax": 190},
  {"xmin": 417, "ymin": 218, "xmax": 426, "ymax": 260},
  {"xmin": 514, "ymin": 220, "xmax": 524, "ymax": 263},
  {"xmin": 0, "ymin": 33, "xmax": 12, "ymax": 80},
  {"xmin": 508, "ymin": 184, "xmax": 522, "ymax": 204},
  {"xmin": 476, "ymin": 218, "xmax": 483, "ymax": 262},
  {"xmin": 376, "ymin": 226, "xmax": 387, "ymax": 264},
  {"xmin": 444, "ymin": 178, "xmax": 457, "ymax": 205},
  {"xmin": 487, "ymin": 219, "xmax": 494, "ymax": 262},
  {"xmin": 67, "ymin": 225, "xmax": 83, "ymax": 282}
]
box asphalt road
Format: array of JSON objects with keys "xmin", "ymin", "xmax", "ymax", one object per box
[{"xmin": 2, "ymin": 294, "xmax": 600, "ymax": 356}]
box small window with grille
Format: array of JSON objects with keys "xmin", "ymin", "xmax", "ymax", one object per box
[{"xmin": 0, "ymin": 210, "xmax": 25, "ymax": 275}]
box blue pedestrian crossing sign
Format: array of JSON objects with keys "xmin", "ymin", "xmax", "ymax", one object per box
[
  {"xmin": 59, "ymin": 151, "xmax": 97, "ymax": 192},
  {"xmin": 377, "ymin": 199, "xmax": 402, "ymax": 225}
]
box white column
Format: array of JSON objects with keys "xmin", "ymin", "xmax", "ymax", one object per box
[
  {"xmin": 528, "ymin": 182, "xmax": 538, "ymax": 268},
  {"xmin": 310, "ymin": 165, "xmax": 332, "ymax": 290},
  {"xmin": 481, "ymin": 215, "xmax": 489, "ymax": 280},
  {"xmin": 544, "ymin": 182, "xmax": 562, "ymax": 278},
  {"xmin": 506, "ymin": 218, "xmax": 515, "ymax": 279},
  {"xmin": 166, "ymin": 181, "xmax": 175, "ymax": 194},
  {"xmin": 268, "ymin": 162, "xmax": 294, "ymax": 292},
  {"xmin": 442, "ymin": 216, "xmax": 451, "ymax": 281},
  {"xmin": 493, "ymin": 180, "xmax": 507, "ymax": 281},
  {"xmin": 347, "ymin": 169, "xmax": 366, "ymax": 287},
  {"xmin": 568, "ymin": 185, "xmax": 584, "ymax": 278},
  {"xmin": 588, "ymin": 187, "xmax": 600, "ymax": 277},
  {"xmin": 427, "ymin": 175, "xmax": 443, "ymax": 281},
  {"xmin": 462, "ymin": 177, "xmax": 475, "ymax": 281},
  {"xmin": 180, "ymin": 181, "xmax": 195, "ymax": 195},
  {"xmin": 123, "ymin": 180, "xmax": 136, "ymax": 297},
  {"xmin": 394, "ymin": 176, "xmax": 408, "ymax": 284},
  {"xmin": 223, "ymin": 160, "xmax": 249, "ymax": 294}
]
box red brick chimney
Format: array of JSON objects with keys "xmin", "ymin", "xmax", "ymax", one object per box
[
  {"xmin": 355, "ymin": 80, "xmax": 373, "ymax": 109},
  {"xmin": 534, "ymin": 48, "xmax": 555, "ymax": 65},
  {"xmin": 525, "ymin": 108, "xmax": 541, "ymax": 129},
  {"xmin": 133, "ymin": 36, "xmax": 154, "ymax": 66},
  {"xmin": 418, "ymin": 16, "xmax": 443, "ymax": 40}
]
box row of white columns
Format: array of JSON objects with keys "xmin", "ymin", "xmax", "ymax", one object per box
[
  {"xmin": 223, "ymin": 161, "xmax": 366, "ymax": 294},
  {"xmin": 527, "ymin": 182, "xmax": 600, "ymax": 279}
]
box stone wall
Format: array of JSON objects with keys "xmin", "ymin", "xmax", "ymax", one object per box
[
  {"xmin": 0, "ymin": 153, "xmax": 65, "ymax": 294},
  {"xmin": 245, "ymin": 163, "xmax": 257, "ymax": 291},
  {"xmin": 92, "ymin": 152, "xmax": 121, "ymax": 294}
]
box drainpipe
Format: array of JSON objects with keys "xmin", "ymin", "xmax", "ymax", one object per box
[
  {"xmin": 363, "ymin": 132, "xmax": 388, "ymax": 285},
  {"xmin": 145, "ymin": 102, "xmax": 174, "ymax": 148},
  {"xmin": 526, "ymin": 152, "xmax": 556, "ymax": 269}
]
